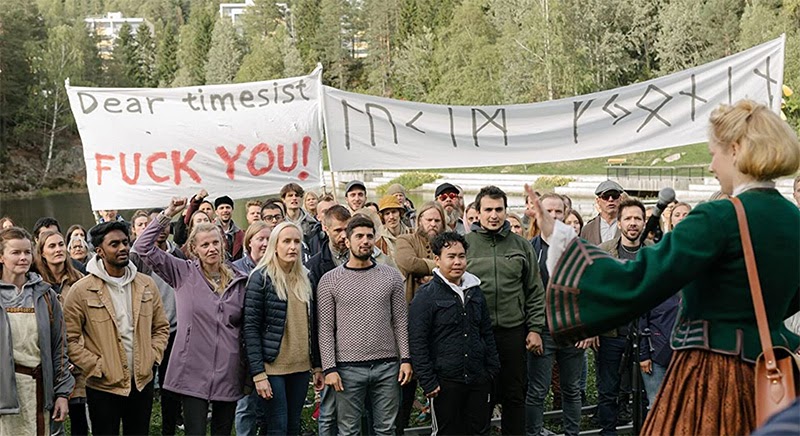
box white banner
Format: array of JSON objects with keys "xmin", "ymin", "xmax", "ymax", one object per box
[
  {"xmin": 67, "ymin": 68, "xmax": 323, "ymax": 210},
  {"xmin": 323, "ymin": 37, "xmax": 785, "ymax": 171}
]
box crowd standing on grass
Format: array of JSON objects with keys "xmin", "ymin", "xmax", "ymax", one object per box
[{"xmin": 0, "ymin": 100, "xmax": 799, "ymax": 436}]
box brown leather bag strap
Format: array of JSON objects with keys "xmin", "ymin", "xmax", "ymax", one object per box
[{"xmin": 730, "ymin": 197, "xmax": 778, "ymax": 374}]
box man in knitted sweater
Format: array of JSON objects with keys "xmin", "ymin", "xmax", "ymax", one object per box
[{"xmin": 317, "ymin": 215, "xmax": 413, "ymax": 436}]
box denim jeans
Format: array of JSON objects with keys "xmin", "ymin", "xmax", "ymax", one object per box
[
  {"xmin": 596, "ymin": 336, "xmax": 628, "ymax": 436},
  {"xmin": 525, "ymin": 331, "xmax": 584, "ymax": 436},
  {"xmin": 264, "ymin": 371, "xmax": 311, "ymax": 436},
  {"xmin": 335, "ymin": 361, "xmax": 400, "ymax": 436},
  {"xmin": 318, "ymin": 385, "xmax": 337, "ymax": 436},
  {"xmin": 235, "ymin": 389, "xmax": 267, "ymax": 436},
  {"xmin": 641, "ymin": 361, "xmax": 668, "ymax": 408}
]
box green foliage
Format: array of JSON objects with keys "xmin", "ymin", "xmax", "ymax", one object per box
[
  {"xmin": 172, "ymin": 5, "xmax": 215, "ymax": 86},
  {"xmin": 112, "ymin": 23, "xmax": 140, "ymax": 87},
  {"xmin": 376, "ymin": 172, "xmax": 441, "ymax": 194},
  {"xmin": 155, "ymin": 24, "xmax": 179, "ymax": 86},
  {"xmin": 205, "ymin": 17, "xmax": 243, "ymax": 84},
  {"xmin": 135, "ymin": 24, "xmax": 158, "ymax": 87}
]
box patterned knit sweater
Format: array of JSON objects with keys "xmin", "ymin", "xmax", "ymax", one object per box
[{"xmin": 317, "ymin": 262, "xmax": 411, "ymax": 373}]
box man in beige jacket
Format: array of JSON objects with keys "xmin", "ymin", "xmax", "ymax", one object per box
[{"xmin": 63, "ymin": 221, "xmax": 169, "ymax": 436}]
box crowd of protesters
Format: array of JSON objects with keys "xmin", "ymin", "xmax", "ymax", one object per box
[{"xmin": 1, "ymin": 100, "xmax": 799, "ymax": 436}]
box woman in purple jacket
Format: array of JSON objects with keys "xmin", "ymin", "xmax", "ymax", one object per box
[{"xmin": 134, "ymin": 197, "xmax": 247, "ymax": 436}]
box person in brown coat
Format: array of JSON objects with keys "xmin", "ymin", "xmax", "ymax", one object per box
[
  {"xmin": 394, "ymin": 202, "xmax": 446, "ymax": 303},
  {"xmin": 393, "ymin": 201, "xmax": 446, "ymax": 432}
]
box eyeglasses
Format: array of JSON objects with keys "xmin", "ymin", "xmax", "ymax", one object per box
[
  {"xmin": 262, "ymin": 214, "xmax": 284, "ymax": 222},
  {"xmin": 599, "ymin": 191, "xmax": 621, "ymax": 201},
  {"xmin": 437, "ymin": 192, "xmax": 458, "ymax": 201}
]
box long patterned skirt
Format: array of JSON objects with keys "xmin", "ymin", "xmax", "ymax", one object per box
[{"xmin": 642, "ymin": 349, "xmax": 756, "ymax": 435}]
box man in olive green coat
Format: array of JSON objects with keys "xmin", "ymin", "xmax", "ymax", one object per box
[{"xmin": 465, "ymin": 185, "xmax": 545, "ymax": 436}]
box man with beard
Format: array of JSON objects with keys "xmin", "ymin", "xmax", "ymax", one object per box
[
  {"xmin": 393, "ymin": 201, "xmax": 445, "ymax": 431},
  {"xmin": 465, "ymin": 185, "xmax": 544, "ymax": 436},
  {"xmin": 435, "ymin": 183, "xmax": 466, "ymax": 235},
  {"xmin": 214, "ymin": 195, "xmax": 244, "ymax": 260},
  {"xmin": 317, "ymin": 216, "xmax": 412, "ymax": 436},
  {"xmin": 581, "ymin": 181, "xmax": 624, "ymax": 245},
  {"xmin": 395, "ymin": 201, "xmax": 446, "ymax": 303},
  {"xmin": 63, "ymin": 221, "xmax": 170, "ymax": 435},
  {"xmin": 307, "ymin": 205, "xmax": 352, "ymax": 435},
  {"xmin": 592, "ymin": 198, "xmax": 651, "ymax": 436}
]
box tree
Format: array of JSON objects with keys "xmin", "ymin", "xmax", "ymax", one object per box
[
  {"xmin": 172, "ymin": 5, "xmax": 215, "ymax": 86},
  {"xmin": 109, "ymin": 23, "xmax": 140, "ymax": 87},
  {"xmin": 205, "ymin": 17, "xmax": 243, "ymax": 84},
  {"xmin": 136, "ymin": 23, "xmax": 158, "ymax": 87},
  {"xmin": 363, "ymin": 0, "xmax": 401, "ymax": 96},
  {"xmin": 430, "ymin": 0, "xmax": 501, "ymax": 105},
  {"xmin": 0, "ymin": 1, "xmax": 46, "ymax": 159},
  {"xmin": 240, "ymin": 0, "xmax": 281, "ymax": 44},
  {"xmin": 236, "ymin": 32, "xmax": 285, "ymax": 82},
  {"xmin": 155, "ymin": 24, "xmax": 180, "ymax": 86},
  {"xmin": 392, "ymin": 28, "xmax": 438, "ymax": 101},
  {"xmin": 315, "ymin": 0, "xmax": 349, "ymax": 87},
  {"xmin": 293, "ymin": 0, "xmax": 322, "ymax": 68},
  {"xmin": 29, "ymin": 24, "xmax": 100, "ymax": 176}
]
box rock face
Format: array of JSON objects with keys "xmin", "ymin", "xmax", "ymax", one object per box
[{"xmin": 0, "ymin": 145, "xmax": 86, "ymax": 195}]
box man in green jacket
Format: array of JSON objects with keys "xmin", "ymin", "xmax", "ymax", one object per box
[{"xmin": 465, "ymin": 185, "xmax": 545, "ymax": 435}]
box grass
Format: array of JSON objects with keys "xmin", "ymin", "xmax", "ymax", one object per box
[
  {"xmin": 322, "ymin": 142, "xmax": 711, "ymax": 175},
  {"xmin": 64, "ymin": 353, "xmax": 604, "ymax": 435}
]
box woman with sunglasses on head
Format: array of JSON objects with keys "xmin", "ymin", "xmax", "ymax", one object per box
[
  {"xmin": 135, "ymin": 197, "xmax": 248, "ymax": 436},
  {"xmin": 530, "ymin": 100, "xmax": 800, "ymax": 435}
]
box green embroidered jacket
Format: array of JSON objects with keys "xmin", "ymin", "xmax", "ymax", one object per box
[{"xmin": 547, "ymin": 189, "xmax": 799, "ymax": 362}]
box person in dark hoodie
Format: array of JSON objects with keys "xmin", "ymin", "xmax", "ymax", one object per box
[
  {"xmin": 0, "ymin": 227, "xmax": 75, "ymax": 435},
  {"xmin": 638, "ymin": 294, "xmax": 680, "ymax": 409},
  {"xmin": 409, "ymin": 232, "xmax": 499, "ymax": 435}
]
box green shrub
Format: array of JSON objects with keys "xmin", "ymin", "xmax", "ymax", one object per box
[
  {"xmin": 376, "ymin": 172, "xmax": 441, "ymax": 195},
  {"xmin": 531, "ymin": 175, "xmax": 575, "ymax": 192}
]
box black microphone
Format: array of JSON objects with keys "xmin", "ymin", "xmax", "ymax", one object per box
[{"xmin": 640, "ymin": 187, "xmax": 676, "ymax": 244}]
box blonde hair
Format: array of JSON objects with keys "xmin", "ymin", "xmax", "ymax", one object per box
[
  {"xmin": 243, "ymin": 220, "xmax": 271, "ymax": 252},
  {"xmin": 253, "ymin": 222, "xmax": 311, "ymax": 303},
  {"xmin": 668, "ymin": 202, "xmax": 692, "ymax": 228},
  {"xmin": 188, "ymin": 223, "xmax": 232, "ymax": 292},
  {"xmin": 709, "ymin": 100, "xmax": 800, "ymax": 180}
]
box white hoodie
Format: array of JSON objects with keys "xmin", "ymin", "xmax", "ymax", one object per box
[
  {"xmin": 87, "ymin": 257, "xmax": 138, "ymax": 373},
  {"xmin": 433, "ymin": 268, "xmax": 481, "ymax": 303}
]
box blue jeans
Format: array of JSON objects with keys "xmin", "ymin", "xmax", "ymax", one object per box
[
  {"xmin": 525, "ymin": 332, "xmax": 584, "ymax": 436},
  {"xmin": 596, "ymin": 336, "xmax": 628, "ymax": 436},
  {"xmin": 235, "ymin": 389, "xmax": 267, "ymax": 436},
  {"xmin": 641, "ymin": 361, "xmax": 668, "ymax": 408},
  {"xmin": 264, "ymin": 372, "xmax": 310, "ymax": 436},
  {"xmin": 335, "ymin": 361, "xmax": 400, "ymax": 436}
]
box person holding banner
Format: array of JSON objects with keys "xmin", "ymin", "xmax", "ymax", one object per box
[
  {"xmin": 530, "ymin": 100, "xmax": 800, "ymax": 435},
  {"xmin": 134, "ymin": 198, "xmax": 248, "ymax": 436}
]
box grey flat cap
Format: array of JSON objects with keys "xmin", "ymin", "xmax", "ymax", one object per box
[{"xmin": 594, "ymin": 180, "xmax": 624, "ymax": 195}]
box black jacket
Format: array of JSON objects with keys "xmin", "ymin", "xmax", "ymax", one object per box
[
  {"xmin": 408, "ymin": 273, "xmax": 501, "ymax": 394},
  {"xmin": 243, "ymin": 270, "xmax": 321, "ymax": 377},
  {"xmin": 307, "ymin": 244, "xmax": 336, "ymax": 294},
  {"xmin": 305, "ymin": 223, "xmax": 327, "ymax": 260}
]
